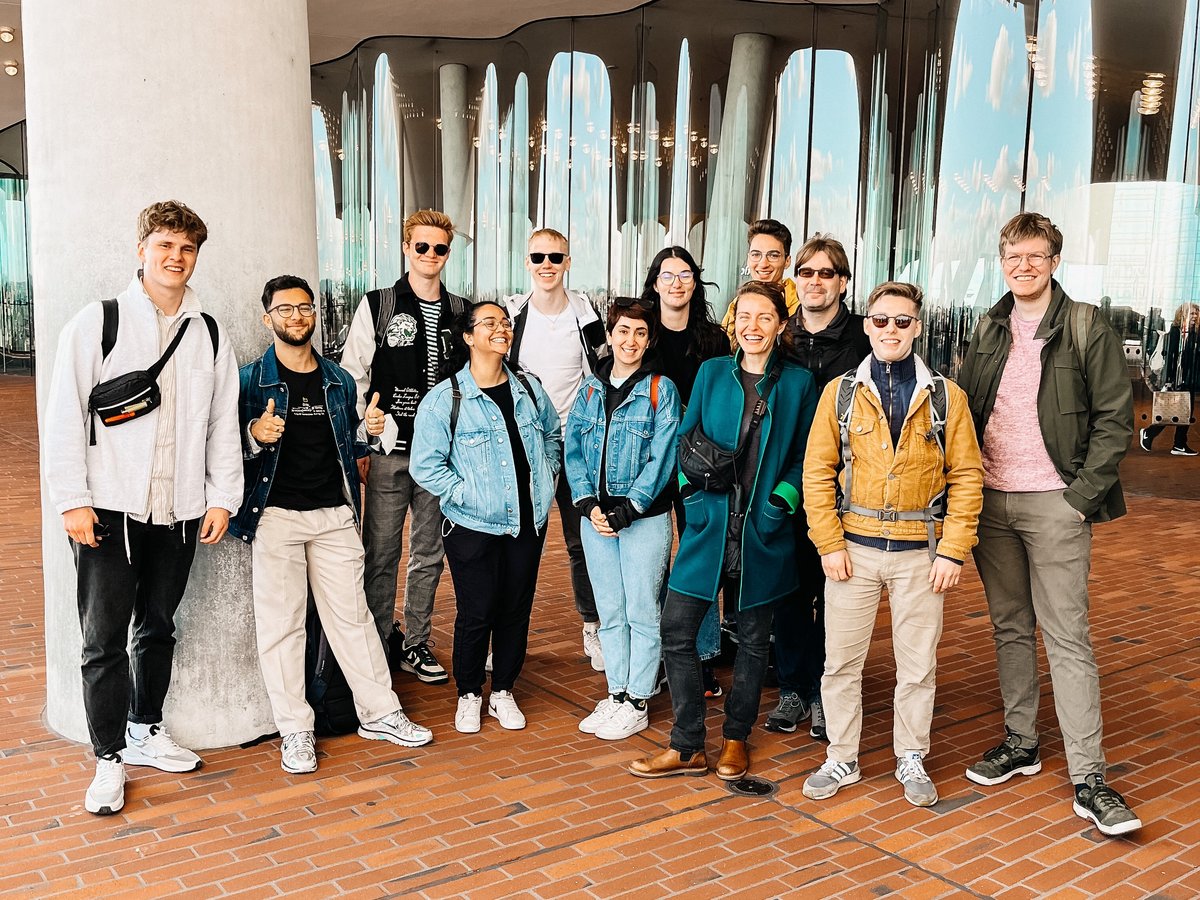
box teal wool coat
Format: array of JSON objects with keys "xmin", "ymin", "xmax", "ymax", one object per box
[{"xmin": 667, "ymin": 352, "xmax": 818, "ymax": 610}]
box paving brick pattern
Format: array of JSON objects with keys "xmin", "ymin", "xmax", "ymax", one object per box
[{"xmin": 2, "ymin": 374, "xmax": 1198, "ymax": 898}]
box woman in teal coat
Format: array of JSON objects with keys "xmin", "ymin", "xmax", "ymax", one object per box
[{"xmin": 629, "ymin": 280, "xmax": 817, "ymax": 782}]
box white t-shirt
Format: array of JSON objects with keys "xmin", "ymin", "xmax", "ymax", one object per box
[{"xmin": 521, "ymin": 304, "xmax": 588, "ymax": 424}]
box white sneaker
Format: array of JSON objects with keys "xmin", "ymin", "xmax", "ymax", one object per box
[
  {"xmin": 85, "ymin": 756, "xmax": 126, "ymax": 815},
  {"xmin": 359, "ymin": 709, "xmax": 434, "ymax": 747},
  {"xmin": 122, "ymin": 723, "xmax": 201, "ymax": 773},
  {"xmin": 579, "ymin": 696, "xmax": 619, "ymax": 734},
  {"xmin": 456, "ymin": 694, "xmax": 483, "ymax": 733},
  {"xmin": 802, "ymin": 758, "xmax": 862, "ymax": 800},
  {"xmin": 488, "ymin": 690, "xmax": 526, "ymax": 730},
  {"xmin": 582, "ymin": 623, "xmax": 605, "ymax": 672},
  {"xmin": 281, "ymin": 731, "xmax": 318, "ymax": 774},
  {"xmin": 595, "ymin": 700, "xmax": 649, "ymax": 741}
]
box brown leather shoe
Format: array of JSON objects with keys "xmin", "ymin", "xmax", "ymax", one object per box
[
  {"xmin": 716, "ymin": 739, "xmax": 749, "ymax": 781},
  {"xmin": 628, "ymin": 747, "xmax": 709, "ymax": 778}
]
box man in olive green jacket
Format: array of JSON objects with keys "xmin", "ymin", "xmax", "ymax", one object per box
[{"xmin": 956, "ymin": 212, "xmax": 1140, "ymax": 838}]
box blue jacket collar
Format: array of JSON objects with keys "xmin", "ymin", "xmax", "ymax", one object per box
[{"xmin": 256, "ymin": 344, "xmax": 334, "ymax": 388}]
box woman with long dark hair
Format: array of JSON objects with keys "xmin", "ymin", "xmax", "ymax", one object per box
[
  {"xmin": 628, "ymin": 280, "xmax": 817, "ymax": 781},
  {"xmin": 411, "ymin": 301, "xmax": 562, "ymax": 735}
]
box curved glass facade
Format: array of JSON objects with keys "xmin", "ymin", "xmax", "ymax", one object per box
[{"xmin": 310, "ymin": 0, "xmax": 1200, "ymax": 401}]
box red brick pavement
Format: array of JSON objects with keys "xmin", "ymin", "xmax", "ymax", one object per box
[{"xmin": 2, "ymin": 374, "xmax": 1198, "ymax": 898}]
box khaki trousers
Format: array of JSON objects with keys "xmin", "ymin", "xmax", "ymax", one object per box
[
  {"xmin": 822, "ymin": 543, "xmax": 945, "ymax": 763},
  {"xmin": 253, "ymin": 506, "xmax": 400, "ymax": 736}
]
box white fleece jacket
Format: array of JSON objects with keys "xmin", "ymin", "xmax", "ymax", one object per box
[{"xmin": 42, "ymin": 276, "xmax": 243, "ymax": 521}]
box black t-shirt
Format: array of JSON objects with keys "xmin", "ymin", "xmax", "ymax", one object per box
[
  {"xmin": 267, "ymin": 363, "xmax": 346, "ymax": 511},
  {"xmin": 482, "ymin": 382, "xmax": 534, "ymax": 531},
  {"xmin": 655, "ymin": 326, "xmax": 701, "ymax": 405},
  {"xmin": 736, "ymin": 366, "xmax": 764, "ymax": 501}
]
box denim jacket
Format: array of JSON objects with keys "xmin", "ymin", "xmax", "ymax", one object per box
[
  {"xmin": 229, "ymin": 346, "xmax": 369, "ymax": 543},
  {"xmin": 564, "ymin": 371, "xmax": 681, "ymax": 513},
  {"xmin": 411, "ymin": 363, "xmax": 563, "ymax": 536}
]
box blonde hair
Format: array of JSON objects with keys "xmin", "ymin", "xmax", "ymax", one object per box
[
  {"xmin": 998, "ymin": 212, "xmax": 1062, "ymax": 257},
  {"xmin": 529, "ymin": 227, "xmax": 569, "ymax": 252},
  {"xmin": 403, "ymin": 209, "xmax": 455, "ymax": 244}
]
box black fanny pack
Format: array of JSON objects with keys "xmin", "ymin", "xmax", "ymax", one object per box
[{"xmin": 87, "ymin": 317, "xmax": 192, "ymax": 445}]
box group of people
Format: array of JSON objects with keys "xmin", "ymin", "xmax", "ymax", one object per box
[{"xmin": 45, "ymin": 200, "xmax": 1144, "ymax": 840}]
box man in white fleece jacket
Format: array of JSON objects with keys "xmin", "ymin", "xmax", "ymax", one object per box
[{"xmin": 42, "ymin": 200, "xmax": 242, "ymax": 816}]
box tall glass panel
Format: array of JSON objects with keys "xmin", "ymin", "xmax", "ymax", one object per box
[{"xmin": 0, "ymin": 176, "xmax": 32, "ymax": 373}]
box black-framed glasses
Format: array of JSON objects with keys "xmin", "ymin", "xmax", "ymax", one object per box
[
  {"xmin": 747, "ymin": 249, "xmax": 785, "ymax": 262},
  {"xmin": 471, "ymin": 316, "xmax": 514, "ymax": 332},
  {"xmin": 528, "ymin": 252, "xmax": 567, "ymax": 265},
  {"xmin": 613, "ymin": 295, "xmax": 654, "ymax": 310},
  {"xmin": 868, "ymin": 314, "xmax": 918, "ymax": 330},
  {"xmin": 796, "ymin": 267, "xmax": 840, "ymax": 280},
  {"xmin": 412, "ymin": 241, "xmax": 450, "ymax": 257},
  {"xmin": 656, "ymin": 271, "xmax": 695, "ymax": 285},
  {"xmin": 268, "ymin": 303, "xmax": 316, "ymax": 318}
]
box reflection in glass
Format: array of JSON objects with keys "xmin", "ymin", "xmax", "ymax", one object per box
[{"xmin": 0, "ymin": 177, "xmax": 32, "ymax": 372}]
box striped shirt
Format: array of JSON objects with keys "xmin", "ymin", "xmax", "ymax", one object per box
[{"xmin": 418, "ymin": 300, "xmax": 441, "ymax": 390}]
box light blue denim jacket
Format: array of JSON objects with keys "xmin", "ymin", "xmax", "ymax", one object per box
[
  {"xmin": 564, "ymin": 371, "xmax": 681, "ymax": 513},
  {"xmin": 411, "ymin": 363, "xmax": 562, "ymax": 536}
]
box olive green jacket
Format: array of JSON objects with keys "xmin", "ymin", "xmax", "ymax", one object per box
[{"xmin": 957, "ymin": 282, "xmax": 1132, "ymax": 522}]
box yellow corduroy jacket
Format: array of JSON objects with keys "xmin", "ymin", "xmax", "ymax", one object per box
[
  {"xmin": 802, "ymin": 354, "xmax": 984, "ymax": 562},
  {"xmin": 721, "ymin": 278, "xmax": 800, "ymax": 348}
]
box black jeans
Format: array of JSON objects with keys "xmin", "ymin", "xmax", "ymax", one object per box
[
  {"xmin": 773, "ymin": 517, "xmax": 826, "ymax": 701},
  {"xmin": 555, "ymin": 475, "xmax": 598, "ymax": 623},
  {"xmin": 442, "ymin": 520, "xmax": 547, "ymax": 696},
  {"xmin": 73, "ymin": 509, "xmax": 200, "ymax": 757},
  {"xmin": 662, "ymin": 587, "xmax": 776, "ymax": 754}
]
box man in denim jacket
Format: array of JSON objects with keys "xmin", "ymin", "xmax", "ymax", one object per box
[{"xmin": 230, "ymin": 276, "xmax": 433, "ymax": 775}]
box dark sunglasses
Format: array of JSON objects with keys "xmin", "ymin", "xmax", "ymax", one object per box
[
  {"xmin": 413, "ymin": 241, "xmax": 450, "ymax": 257},
  {"xmin": 529, "ymin": 252, "xmax": 567, "ymax": 265},
  {"xmin": 868, "ymin": 314, "xmax": 918, "ymax": 330},
  {"xmin": 796, "ymin": 266, "xmax": 840, "ymax": 280},
  {"xmin": 613, "ymin": 295, "xmax": 654, "ymax": 310}
]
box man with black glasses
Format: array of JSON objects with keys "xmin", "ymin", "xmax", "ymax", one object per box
[
  {"xmin": 504, "ymin": 228, "xmax": 608, "ymax": 670},
  {"xmin": 342, "ymin": 209, "xmax": 466, "ymax": 683}
]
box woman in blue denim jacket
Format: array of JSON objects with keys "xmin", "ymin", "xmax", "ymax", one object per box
[
  {"xmin": 564, "ymin": 299, "xmax": 681, "ymax": 742},
  {"xmin": 411, "ymin": 301, "xmax": 562, "ymax": 735}
]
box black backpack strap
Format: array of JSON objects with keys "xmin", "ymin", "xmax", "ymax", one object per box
[
  {"xmin": 367, "ymin": 288, "xmax": 395, "ymax": 348},
  {"xmin": 507, "ymin": 300, "xmax": 530, "ymax": 370},
  {"xmin": 100, "ymin": 299, "xmax": 119, "ymax": 359},
  {"xmin": 201, "ymin": 312, "xmax": 219, "ymax": 357},
  {"xmin": 449, "ymin": 372, "xmax": 462, "ymax": 451}
]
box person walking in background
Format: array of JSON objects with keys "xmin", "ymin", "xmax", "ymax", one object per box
[
  {"xmin": 801, "ymin": 281, "xmax": 983, "ymax": 807},
  {"xmin": 629, "ymin": 281, "xmax": 816, "ymax": 782},
  {"xmin": 411, "ymin": 302, "xmax": 562, "ymax": 734},
  {"xmin": 958, "ymin": 212, "xmax": 1141, "ymax": 837},
  {"xmin": 565, "ymin": 298, "xmax": 681, "ymax": 741},
  {"xmin": 504, "ymin": 229, "xmax": 610, "ymax": 672},
  {"xmin": 1140, "ymin": 302, "xmax": 1198, "ymax": 457}
]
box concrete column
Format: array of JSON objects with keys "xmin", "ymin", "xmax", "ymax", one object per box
[
  {"xmin": 703, "ymin": 33, "xmax": 773, "ymax": 319},
  {"xmin": 26, "ymin": 1, "xmax": 318, "ymax": 749}
]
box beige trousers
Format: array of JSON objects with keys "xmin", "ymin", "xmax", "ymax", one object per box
[
  {"xmin": 821, "ymin": 543, "xmax": 945, "ymax": 762},
  {"xmin": 252, "ymin": 505, "xmax": 400, "ymax": 736}
]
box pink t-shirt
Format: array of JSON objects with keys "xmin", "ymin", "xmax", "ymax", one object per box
[{"xmin": 980, "ymin": 313, "xmax": 1068, "ymax": 492}]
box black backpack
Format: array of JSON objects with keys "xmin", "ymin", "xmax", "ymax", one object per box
[{"xmin": 304, "ymin": 603, "xmax": 360, "ymax": 736}]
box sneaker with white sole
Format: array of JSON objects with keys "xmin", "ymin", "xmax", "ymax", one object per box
[
  {"xmin": 595, "ymin": 700, "xmax": 649, "ymax": 741},
  {"xmin": 582, "ymin": 623, "xmax": 605, "ymax": 672},
  {"xmin": 488, "ymin": 690, "xmax": 526, "ymax": 729},
  {"xmin": 809, "ymin": 698, "xmax": 828, "ymax": 741},
  {"xmin": 1138, "ymin": 428, "xmax": 1153, "ymax": 452},
  {"xmin": 765, "ymin": 691, "xmax": 809, "ymax": 733},
  {"xmin": 802, "ymin": 758, "xmax": 861, "ymax": 800},
  {"xmin": 85, "ymin": 755, "xmax": 126, "ymax": 815},
  {"xmin": 456, "ymin": 694, "xmax": 483, "ymax": 733},
  {"xmin": 358, "ymin": 709, "xmax": 433, "ymax": 747},
  {"xmin": 579, "ymin": 696, "xmax": 619, "ymax": 734},
  {"xmin": 281, "ymin": 731, "xmax": 318, "ymax": 774},
  {"xmin": 896, "ymin": 751, "xmax": 939, "ymax": 807},
  {"xmin": 1073, "ymin": 773, "xmax": 1142, "ymax": 837},
  {"xmin": 1171, "ymin": 445, "xmax": 1199, "ymax": 456},
  {"xmin": 399, "ymin": 641, "xmax": 450, "ymax": 684},
  {"xmin": 122, "ymin": 723, "xmax": 201, "ymax": 773}
]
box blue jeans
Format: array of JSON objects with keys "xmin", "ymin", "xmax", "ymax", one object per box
[
  {"xmin": 581, "ymin": 512, "xmax": 672, "ymax": 698},
  {"xmin": 662, "ymin": 589, "xmax": 776, "ymax": 754}
]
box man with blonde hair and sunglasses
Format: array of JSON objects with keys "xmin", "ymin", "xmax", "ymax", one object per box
[
  {"xmin": 957, "ymin": 212, "xmax": 1140, "ymax": 836},
  {"xmin": 503, "ymin": 228, "xmax": 608, "ymax": 669},
  {"xmin": 342, "ymin": 209, "xmax": 466, "ymax": 684},
  {"xmin": 802, "ymin": 281, "xmax": 983, "ymax": 808}
]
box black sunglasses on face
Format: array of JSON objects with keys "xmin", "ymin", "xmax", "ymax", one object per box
[
  {"xmin": 868, "ymin": 314, "xmax": 917, "ymax": 329},
  {"xmin": 612, "ymin": 295, "xmax": 655, "ymax": 310},
  {"xmin": 529, "ymin": 252, "xmax": 567, "ymax": 265},
  {"xmin": 796, "ymin": 267, "xmax": 840, "ymax": 280},
  {"xmin": 413, "ymin": 241, "xmax": 450, "ymax": 257}
]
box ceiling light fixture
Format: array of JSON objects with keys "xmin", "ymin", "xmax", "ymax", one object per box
[
  {"xmin": 3, "ymin": 61, "xmax": 18, "ymax": 77},
  {"xmin": 0, "ymin": 27, "xmax": 14, "ymax": 43}
]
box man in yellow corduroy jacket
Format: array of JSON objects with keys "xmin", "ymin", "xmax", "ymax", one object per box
[{"xmin": 800, "ymin": 281, "xmax": 983, "ymax": 809}]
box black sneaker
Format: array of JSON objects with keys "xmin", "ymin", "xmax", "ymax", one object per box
[
  {"xmin": 1073, "ymin": 774, "xmax": 1142, "ymax": 836},
  {"xmin": 386, "ymin": 622, "xmax": 406, "ymax": 672},
  {"xmin": 1171, "ymin": 445, "xmax": 1199, "ymax": 456},
  {"xmin": 399, "ymin": 641, "xmax": 449, "ymax": 684},
  {"xmin": 765, "ymin": 691, "xmax": 809, "ymax": 733},
  {"xmin": 809, "ymin": 698, "xmax": 828, "ymax": 741},
  {"xmin": 702, "ymin": 663, "xmax": 723, "ymax": 699},
  {"xmin": 1138, "ymin": 428, "xmax": 1153, "ymax": 452},
  {"xmin": 965, "ymin": 731, "xmax": 1042, "ymax": 786}
]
